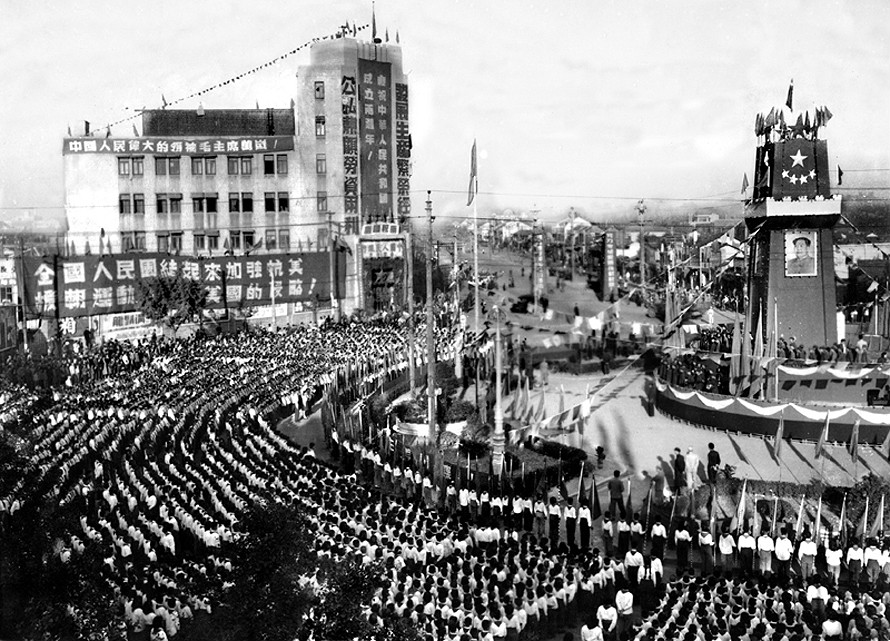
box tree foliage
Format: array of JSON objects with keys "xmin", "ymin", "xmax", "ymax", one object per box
[{"xmin": 135, "ymin": 274, "xmax": 208, "ymax": 333}]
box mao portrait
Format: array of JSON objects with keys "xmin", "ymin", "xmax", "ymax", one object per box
[{"xmin": 785, "ymin": 231, "xmax": 817, "ymax": 277}]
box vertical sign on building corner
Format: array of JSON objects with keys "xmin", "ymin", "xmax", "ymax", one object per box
[
  {"xmin": 534, "ymin": 234, "xmax": 545, "ymax": 302},
  {"xmin": 603, "ymin": 231, "xmax": 617, "ymax": 299},
  {"xmin": 395, "ymin": 82, "xmax": 411, "ymax": 222},
  {"xmin": 357, "ymin": 60, "xmax": 393, "ymax": 224},
  {"xmin": 341, "ymin": 76, "xmax": 359, "ymax": 233}
]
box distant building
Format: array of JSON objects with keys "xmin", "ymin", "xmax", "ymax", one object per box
[{"xmin": 62, "ymin": 32, "xmax": 411, "ymax": 314}]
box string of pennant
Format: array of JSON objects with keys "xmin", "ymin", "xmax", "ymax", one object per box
[{"xmin": 99, "ymin": 23, "xmax": 370, "ymax": 132}]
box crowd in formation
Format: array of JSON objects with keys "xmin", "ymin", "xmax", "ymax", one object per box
[{"xmin": 5, "ymin": 314, "xmax": 890, "ymax": 641}]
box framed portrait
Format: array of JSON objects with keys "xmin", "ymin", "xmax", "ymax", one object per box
[{"xmin": 784, "ymin": 230, "xmax": 817, "ymax": 277}]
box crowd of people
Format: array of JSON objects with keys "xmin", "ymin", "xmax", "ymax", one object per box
[{"xmin": 5, "ymin": 311, "xmax": 890, "ymax": 641}]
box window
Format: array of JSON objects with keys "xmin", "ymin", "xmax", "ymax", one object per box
[
  {"xmin": 157, "ymin": 194, "xmax": 169, "ymax": 214},
  {"xmin": 317, "ymin": 191, "xmax": 328, "ymax": 212},
  {"xmin": 230, "ymin": 231, "xmax": 241, "ymax": 251},
  {"xmin": 119, "ymin": 194, "xmax": 131, "ymax": 214},
  {"xmin": 123, "ymin": 232, "xmax": 145, "ymax": 252},
  {"xmin": 264, "ymin": 155, "xmax": 275, "ymax": 175},
  {"xmin": 118, "ymin": 158, "xmax": 130, "ymax": 176},
  {"xmin": 264, "ymin": 192, "xmax": 276, "ymax": 213},
  {"xmin": 194, "ymin": 234, "xmax": 205, "ymax": 251},
  {"xmin": 169, "ymin": 233, "xmax": 183, "ymax": 253},
  {"xmin": 133, "ymin": 194, "xmax": 145, "ymax": 214},
  {"xmin": 132, "ymin": 157, "xmax": 144, "ymax": 176},
  {"xmin": 0, "ymin": 286, "xmax": 12, "ymax": 304},
  {"xmin": 276, "ymin": 154, "xmax": 288, "ymax": 174},
  {"xmin": 193, "ymin": 196, "xmax": 204, "ymax": 213},
  {"xmin": 206, "ymin": 195, "xmax": 217, "ymax": 213},
  {"xmin": 207, "ymin": 234, "xmax": 219, "ymax": 252},
  {"xmin": 314, "ymin": 81, "xmax": 325, "ymax": 99},
  {"xmin": 265, "ymin": 230, "xmax": 277, "ymax": 250},
  {"xmin": 205, "ymin": 157, "xmax": 216, "ymax": 175},
  {"xmin": 206, "ymin": 212, "xmax": 218, "ymax": 230},
  {"xmin": 192, "ymin": 157, "xmax": 204, "ymax": 175},
  {"xmin": 191, "ymin": 194, "xmax": 217, "ymax": 215},
  {"xmin": 157, "ymin": 234, "xmax": 169, "ymax": 253},
  {"xmin": 229, "ymin": 193, "xmax": 241, "ymax": 212},
  {"xmin": 316, "ymin": 154, "xmax": 327, "ymax": 174},
  {"xmin": 279, "ymin": 229, "xmax": 290, "ymax": 251},
  {"xmin": 243, "ymin": 231, "xmax": 255, "ymax": 248},
  {"xmin": 278, "ymin": 192, "xmax": 289, "ymax": 212},
  {"xmin": 242, "ymin": 192, "xmax": 253, "ymax": 213},
  {"xmin": 315, "ymin": 116, "xmax": 326, "ymax": 137},
  {"xmin": 154, "ymin": 156, "xmax": 180, "ymax": 176},
  {"xmin": 170, "ymin": 194, "xmax": 182, "ymax": 214},
  {"xmin": 225, "ymin": 155, "xmax": 250, "ymax": 176}
]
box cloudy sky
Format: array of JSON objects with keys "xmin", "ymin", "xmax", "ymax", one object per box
[{"xmin": 2, "ymin": 0, "xmax": 889, "ymax": 231}]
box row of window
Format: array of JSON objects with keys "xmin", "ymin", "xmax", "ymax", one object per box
[
  {"xmin": 119, "ymin": 192, "xmax": 297, "ymax": 214},
  {"xmin": 121, "ymin": 230, "xmax": 291, "ymax": 253},
  {"xmin": 119, "ymin": 191, "xmax": 333, "ymax": 214},
  {"xmin": 118, "ymin": 154, "xmax": 289, "ymax": 177}
]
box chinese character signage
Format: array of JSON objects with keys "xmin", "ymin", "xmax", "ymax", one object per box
[
  {"xmin": 357, "ymin": 60, "xmax": 393, "ymax": 223},
  {"xmin": 341, "ymin": 75, "xmax": 360, "ymax": 218},
  {"xmin": 63, "ymin": 136, "xmax": 294, "ymax": 155},
  {"xmin": 21, "ymin": 252, "xmax": 346, "ymax": 319},
  {"xmin": 395, "ymin": 83, "xmax": 411, "ymax": 220},
  {"xmin": 360, "ymin": 240, "xmax": 404, "ymax": 260}
]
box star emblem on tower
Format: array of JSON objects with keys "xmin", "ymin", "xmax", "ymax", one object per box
[{"xmin": 790, "ymin": 150, "xmax": 808, "ymax": 167}]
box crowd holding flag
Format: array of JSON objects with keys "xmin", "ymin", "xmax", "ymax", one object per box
[{"xmin": 815, "ymin": 412, "xmax": 830, "ymax": 459}]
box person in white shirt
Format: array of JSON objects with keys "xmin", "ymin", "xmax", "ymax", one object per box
[
  {"xmin": 864, "ymin": 539, "xmax": 883, "ymax": 586},
  {"xmin": 615, "ymin": 586, "xmax": 634, "ymax": 641},
  {"xmin": 825, "ymin": 541, "xmax": 843, "ymax": 586},
  {"xmin": 718, "ymin": 527, "xmax": 736, "ymax": 571},
  {"xmin": 774, "ymin": 529, "xmax": 793, "ymax": 581},
  {"xmin": 847, "ymin": 540, "xmax": 864, "ymax": 585},
  {"xmin": 798, "ymin": 535, "xmax": 818, "ymax": 580},
  {"xmin": 596, "ymin": 602, "xmax": 617, "ymax": 639},
  {"xmin": 757, "ymin": 532, "xmax": 774, "ymax": 577}
]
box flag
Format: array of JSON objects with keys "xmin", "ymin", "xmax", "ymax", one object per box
[
  {"xmin": 804, "ymin": 111, "xmax": 811, "ymax": 131},
  {"xmin": 467, "ymin": 140, "xmax": 477, "ymax": 206},
  {"xmin": 592, "ymin": 476, "xmax": 602, "ymax": 519},
  {"xmin": 785, "ymin": 79, "xmax": 794, "ymax": 111},
  {"xmin": 795, "ymin": 494, "xmax": 805, "ymax": 536},
  {"xmin": 559, "ymin": 479, "xmax": 570, "ymax": 503},
  {"xmin": 764, "ymin": 106, "xmax": 776, "ymax": 128},
  {"xmin": 624, "ymin": 480, "xmax": 633, "ymax": 517},
  {"xmin": 741, "ymin": 173, "xmax": 749, "ymax": 194},
  {"xmin": 640, "ymin": 482, "xmax": 654, "ymax": 525},
  {"xmin": 67, "ymin": 124, "xmax": 72, "ymax": 136},
  {"xmin": 535, "ymin": 388, "xmax": 546, "ymax": 422},
  {"xmin": 869, "ymin": 494, "xmax": 885, "ymax": 538},
  {"xmin": 752, "ymin": 311, "xmax": 764, "ymax": 398},
  {"xmin": 837, "ymin": 165, "xmax": 844, "ymax": 186},
  {"xmin": 576, "ymin": 463, "xmax": 586, "ymax": 502},
  {"xmin": 814, "ymin": 494, "xmax": 823, "ymax": 540},
  {"xmin": 814, "ymin": 411, "xmax": 829, "ymax": 459},
  {"xmin": 823, "ymin": 105, "xmax": 833, "ymax": 124},
  {"xmin": 731, "ymin": 479, "xmax": 747, "ymax": 533},
  {"xmin": 856, "ymin": 495, "xmax": 870, "ymax": 544},
  {"xmin": 372, "ymin": 4, "xmax": 377, "ymax": 39},
  {"xmin": 774, "ymin": 411, "xmax": 785, "ymax": 458},
  {"xmin": 737, "ymin": 314, "xmax": 750, "ymax": 396},
  {"xmin": 730, "ymin": 311, "xmax": 741, "ymax": 385},
  {"xmin": 132, "ymin": 124, "xmax": 140, "ymax": 137},
  {"xmin": 849, "ymin": 419, "xmax": 860, "ymax": 462},
  {"xmin": 839, "ymin": 493, "xmax": 848, "ymax": 548}
]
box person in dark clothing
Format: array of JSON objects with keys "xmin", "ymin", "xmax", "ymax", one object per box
[
  {"xmin": 672, "ymin": 448, "xmax": 687, "ymax": 497},
  {"xmin": 607, "ymin": 470, "xmax": 625, "ymax": 519},
  {"xmin": 706, "ymin": 442, "xmax": 721, "ymax": 496}
]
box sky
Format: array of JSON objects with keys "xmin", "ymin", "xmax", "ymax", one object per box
[{"xmin": 2, "ymin": 0, "xmax": 889, "ymax": 232}]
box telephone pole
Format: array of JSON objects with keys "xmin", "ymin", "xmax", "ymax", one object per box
[
  {"xmin": 426, "ymin": 192, "xmax": 437, "ymax": 440},
  {"xmin": 405, "ymin": 227, "xmax": 416, "ymax": 396}
]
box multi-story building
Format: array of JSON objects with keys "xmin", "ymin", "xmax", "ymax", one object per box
[{"xmin": 63, "ymin": 31, "xmax": 411, "ymax": 314}]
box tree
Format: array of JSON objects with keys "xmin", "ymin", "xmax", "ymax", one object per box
[{"xmin": 135, "ymin": 274, "xmax": 208, "ymax": 335}]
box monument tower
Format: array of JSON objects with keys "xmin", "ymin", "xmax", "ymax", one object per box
[{"xmin": 745, "ymin": 95, "xmax": 841, "ymax": 348}]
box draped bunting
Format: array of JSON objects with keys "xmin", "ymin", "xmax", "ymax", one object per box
[{"xmin": 656, "ymin": 378, "xmax": 890, "ymax": 426}]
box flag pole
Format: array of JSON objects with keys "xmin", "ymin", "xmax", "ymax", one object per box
[{"xmin": 473, "ymin": 180, "xmax": 480, "ymax": 340}]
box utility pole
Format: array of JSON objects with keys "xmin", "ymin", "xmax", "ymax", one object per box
[
  {"xmin": 405, "ymin": 227, "xmax": 416, "ymax": 396},
  {"xmin": 454, "ymin": 233, "xmax": 463, "ymax": 381},
  {"xmin": 637, "ymin": 200, "xmax": 647, "ymax": 286},
  {"xmin": 426, "ymin": 192, "xmax": 437, "ymax": 440},
  {"xmin": 570, "ymin": 207, "xmax": 576, "ymax": 280},
  {"xmin": 490, "ymin": 305, "xmax": 506, "ymax": 475}
]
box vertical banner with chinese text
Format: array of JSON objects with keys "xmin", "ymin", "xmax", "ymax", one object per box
[{"xmin": 357, "ymin": 60, "xmax": 393, "ymax": 223}]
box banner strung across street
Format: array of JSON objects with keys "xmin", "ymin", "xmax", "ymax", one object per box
[{"xmin": 21, "ymin": 252, "xmax": 346, "ymax": 319}]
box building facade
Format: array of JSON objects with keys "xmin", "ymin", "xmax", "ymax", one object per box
[{"xmin": 63, "ymin": 33, "xmax": 411, "ymax": 315}]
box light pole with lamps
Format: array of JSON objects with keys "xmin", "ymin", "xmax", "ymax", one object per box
[{"xmin": 488, "ymin": 304, "xmax": 507, "ymax": 475}]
